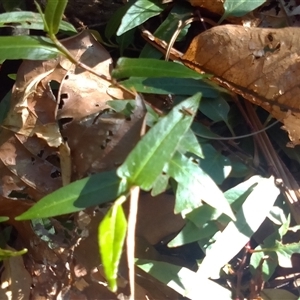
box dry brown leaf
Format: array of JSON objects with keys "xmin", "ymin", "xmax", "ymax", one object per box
[
  {"xmin": 182, "ymin": 25, "xmax": 300, "ymax": 146},
  {"xmin": 0, "ymin": 30, "xmax": 134, "ymax": 209},
  {"xmin": 0, "ymin": 30, "xmax": 140, "ymax": 297},
  {"xmin": 62, "ymin": 93, "xmax": 147, "ymax": 178}
]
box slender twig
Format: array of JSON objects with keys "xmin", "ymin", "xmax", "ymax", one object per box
[
  {"xmin": 244, "ymin": 101, "xmax": 300, "ymax": 224},
  {"xmin": 126, "ymin": 186, "xmax": 139, "ymax": 300}
]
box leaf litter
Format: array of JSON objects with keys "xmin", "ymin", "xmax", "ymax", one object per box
[
  {"xmin": 3, "ymin": 0, "xmax": 300, "ymax": 299},
  {"xmin": 0, "ymin": 26, "xmax": 186, "ymax": 298}
]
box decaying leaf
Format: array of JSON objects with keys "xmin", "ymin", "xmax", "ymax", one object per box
[
  {"xmin": 61, "ymin": 92, "xmax": 146, "ymax": 179},
  {"xmin": 0, "ymin": 30, "xmax": 143, "ymax": 286},
  {"xmin": 0, "ymin": 30, "xmax": 135, "ymax": 216},
  {"xmin": 182, "ymin": 25, "xmax": 300, "ymax": 146}
]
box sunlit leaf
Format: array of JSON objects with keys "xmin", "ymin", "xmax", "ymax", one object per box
[
  {"xmin": 0, "ymin": 11, "xmax": 76, "ymax": 32},
  {"xmin": 0, "ymin": 36, "xmax": 60, "ymax": 60},
  {"xmin": 168, "ymin": 220, "xmax": 219, "ymax": 247},
  {"xmin": 200, "ymin": 144, "xmax": 231, "ymax": 184},
  {"xmin": 151, "ymin": 173, "xmax": 170, "ymax": 196},
  {"xmin": 178, "ymin": 129, "xmax": 203, "ymax": 158},
  {"xmin": 195, "ymin": 176, "xmax": 279, "ymax": 279},
  {"xmin": 117, "ymin": 93, "xmax": 201, "ymax": 190},
  {"xmin": 136, "ymin": 259, "xmax": 232, "ymax": 300},
  {"xmin": 16, "ymin": 170, "xmax": 127, "ymax": 220},
  {"xmin": 166, "ymin": 151, "xmax": 235, "ymax": 219},
  {"xmin": 99, "ymin": 199, "xmax": 127, "ymax": 292},
  {"xmin": 117, "ymin": 0, "xmax": 164, "ymax": 36}
]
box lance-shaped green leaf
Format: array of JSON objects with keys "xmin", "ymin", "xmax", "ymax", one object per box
[
  {"xmin": 194, "ymin": 176, "xmax": 279, "ymax": 280},
  {"xmin": 117, "ymin": 93, "xmax": 201, "ymax": 190},
  {"xmin": 0, "ymin": 11, "xmax": 76, "ymax": 32},
  {"xmin": 119, "ymin": 77, "xmax": 219, "ymax": 97},
  {"xmin": 0, "ymin": 36, "xmax": 60, "ymax": 60},
  {"xmin": 44, "ymin": 0, "xmax": 68, "ymax": 34},
  {"xmin": 99, "ymin": 198, "xmax": 127, "ymax": 292},
  {"xmin": 140, "ymin": 4, "xmax": 192, "ymax": 59},
  {"xmin": 16, "ymin": 170, "xmax": 127, "ymax": 220},
  {"xmin": 112, "ymin": 58, "xmax": 205, "ymax": 79},
  {"xmin": 219, "ymin": 0, "xmax": 266, "ymax": 23},
  {"xmin": 117, "ymin": 0, "xmax": 164, "ymax": 36},
  {"xmin": 166, "ymin": 151, "xmax": 235, "ymax": 219}
]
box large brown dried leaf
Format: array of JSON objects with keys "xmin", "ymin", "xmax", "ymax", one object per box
[
  {"xmin": 0, "ymin": 30, "xmax": 133, "ymax": 207},
  {"xmin": 0, "ymin": 30, "xmax": 138, "ymax": 276},
  {"xmin": 62, "ymin": 94, "xmax": 146, "ymax": 178},
  {"xmin": 183, "ymin": 25, "xmax": 300, "ymax": 145}
]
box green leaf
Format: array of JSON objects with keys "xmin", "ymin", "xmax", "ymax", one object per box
[
  {"xmin": 117, "ymin": 93, "xmax": 201, "ymax": 191},
  {"xmin": 170, "ymin": 176, "xmax": 265, "ymax": 247},
  {"xmin": 200, "ymin": 144, "xmax": 232, "ymax": 184},
  {"xmin": 0, "ymin": 217, "xmax": 9, "ymax": 223},
  {"xmin": 0, "ymin": 11, "xmax": 76, "ymax": 32},
  {"xmin": 178, "ymin": 129, "xmax": 203, "ymax": 158},
  {"xmin": 219, "ymin": 0, "xmax": 266, "ymax": 23},
  {"xmin": 119, "ymin": 77, "xmax": 218, "ymax": 97},
  {"xmin": 0, "ymin": 36, "xmax": 60, "ymax": 60},
  {"xmin": 250, "ymin": 214, "xmax": 290, "ymax": 281},
  {"xmin": 227, "ymin": 155, "xmax": 250, "ymax": 178},
  {"xmin": 224, "ymin": 175, "xmax": 259, "ymax": 203},
  {"xmin": 187, "ymin": 204, "xmax": 223, "ymax": 229},
  {"xmin": 44, "ymin": 0, "xmax": 68, "ymax": 34},
  {"xmin": 250, "ymin": 244, "xmax": 277, "ymax": 281},
  {"xmin": 117, "ymin": 0, "xmax": 164, "ymax": 36},
  {"xmin": 166, "ymin": 152, "xmax": 235, "ymax": 219},
  {"xmin": 199, "ymin": 96, "xmax": 230, "ymax": 123},
  {"xmin": 0, "ymin": 248, "xmax": 27, "ymax": 261},
  {"xmin": 192, "ymin": 122, "xmax": 220, "ymax": 140},
  {"xmin": 275, "ymin": 240, "xmax": 300, "ymax": 268},
  {"xmin": 168, "ymin": 219, "xmax": 219, "ymax": 247},
  {"xmin": 136, "ymin": 259, "xmax": 232, "ymax": 299},
  {"xmin": 15, "ymin": 170, "xmax": 127, "ymax": 220},
  {"xmin": 140, "ymin": 4, "xmax": 192, "ymax": 59},
  {"xmin": 195, "ymin": 176, "xmax": 279, "ymax": 279},
  {"xmin": 151, "ymin": 173, "xmax": 169, "ymax": 196},
  {"xmin": 116, "ymin": 28, "xmax": 136, "ymax": 55},
  {"xmin": 112, "ymin": 58, "xmax": 204, "ymax": 80},
  {"xmin": 99, "ymin": 199, "xmax": 127, "ymax": 292}
]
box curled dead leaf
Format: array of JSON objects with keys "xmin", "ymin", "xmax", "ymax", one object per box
[{"xmin": 182, "ymin": 25, "xmax": 300, "ymax": 145}]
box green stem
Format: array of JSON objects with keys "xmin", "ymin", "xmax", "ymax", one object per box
[{"xmin": 48, "ymin": 33, "xmax": 110, "ymax": 81}]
